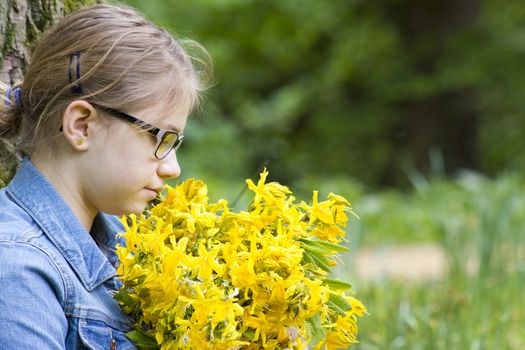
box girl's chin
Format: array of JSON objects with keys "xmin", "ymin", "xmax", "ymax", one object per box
[
  {"xmin": 102, "ymin": 194, "xmax": 152, "ymax": 216},
  {"xmin": 111, "ymin": 202, "xmax": 148, "ymax": 217}
]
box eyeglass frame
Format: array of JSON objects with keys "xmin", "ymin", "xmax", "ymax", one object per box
[{"xmin": 91, "ymin": 103, "xmax": 184, "ymax": 160}]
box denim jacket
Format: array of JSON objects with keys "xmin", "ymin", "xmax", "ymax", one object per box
[{"xmin": 0, "ymin": 159, "xmax": 137, "ymax": 349}]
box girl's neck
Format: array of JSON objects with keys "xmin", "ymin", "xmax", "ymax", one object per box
[{"xmin": 31, "ymin": 155, "xmax": 97, "ymax": 232}]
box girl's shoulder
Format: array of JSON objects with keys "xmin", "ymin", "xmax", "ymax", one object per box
[
  {"xmin": 0, "ymin": 186, "xmax": 43, "ymax": 242},
  {"xmin": 0, "ymin": 185, "xmax": 70, "ymax": 297}
]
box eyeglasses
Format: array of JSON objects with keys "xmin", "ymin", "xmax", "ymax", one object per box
[{"xmin": 93, "ymin": 104, "xmax": 184, "ymax": 160}]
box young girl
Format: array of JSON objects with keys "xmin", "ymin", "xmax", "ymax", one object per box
[{"xmin": 0, "ymin": 4, "xmax": 209, "ymax": 349}]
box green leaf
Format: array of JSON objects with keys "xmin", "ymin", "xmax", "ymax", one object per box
[
  {"xmin": 311, "ymin": 239, "xmax": 350, "ymax": 253},
  {"xmin": 327, "ymin": 293, "xmax": 352, "ymax": 316},
  {"xmin": 125, "ymin": 330, "xmax": 159, "ymax": 349},
  {"xmin": 299, "ymin": 238, "xmax": 349, "ymax": 253},
  {"xmin": 302, "ymin": 243, "xmax": 332, "ymax": 255},
  {"xmin": 302, "ymin": 250, "xmax": 331, "ymax": 272},
  {"xmin": 321, "ymin": 278, "xmax": 352, "ymax": 291},
  {"xmin": 114, "ymin": 289, "xmax": 137, "ymax": 309},
  {"xmin": 243, "ymin": 328, "xmax": 256, "ymax": 341},
  {"xmin": 301, "ymin": 250, "xmax": 315, "ymax": 266},
  {"xmin": 307, "ymin": 313, "xmax": 326, "ymax": 341}
]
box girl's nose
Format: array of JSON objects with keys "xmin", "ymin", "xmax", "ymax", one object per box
[{"xmin": 157, "ymin": 150, "xmax": 181, "ymax": 180}]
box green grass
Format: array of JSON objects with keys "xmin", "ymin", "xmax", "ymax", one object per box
[
  {"xmin": 339, "ymin": 171, "xmax": 525, "ymax": 349},
  {"xmin": 352, "ymin": 273, "xmax": 525, "ymax": 349}
]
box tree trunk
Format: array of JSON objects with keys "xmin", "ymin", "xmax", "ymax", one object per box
[
  {"xmin": 380, "ymin": 0, "xmax": 481, "ymax": 186},
  {"xmin": 0, "ymin": 0, "xmax": 98, "ymax": 187}
]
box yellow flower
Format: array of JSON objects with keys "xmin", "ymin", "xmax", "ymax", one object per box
[
  {"xmin": 309, "ymin": 191, "xmax": 335, "ymax": 225},
  {"xmin": 197, "ymin": 241, "xmax": 225, "ymax": 281},
  {"xmin": 115, "ymin": 169, "xmax": 364, "ymax": 350},
  {"xmin": 347, "ymin": 296, "xmax": 368, "ymax": 317}
]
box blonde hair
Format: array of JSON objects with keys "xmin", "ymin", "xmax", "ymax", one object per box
[{"xmin": 0, "ymin": 4, "xmax": 211, "ymax": 155}]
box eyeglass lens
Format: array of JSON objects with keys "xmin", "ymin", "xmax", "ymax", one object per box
[{"xmin": 156, "ymin": 132, "xmax": 182, "ymax": 159}]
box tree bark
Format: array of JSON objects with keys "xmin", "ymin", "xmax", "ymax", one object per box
[{"xmin": 0, "ymin": 0, "xmax": 98, "ymax": 186}]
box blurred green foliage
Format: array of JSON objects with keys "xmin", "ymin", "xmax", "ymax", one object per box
[{"xmin": 122, "ymin": 0, "xmax": 525, "ymax": 189}]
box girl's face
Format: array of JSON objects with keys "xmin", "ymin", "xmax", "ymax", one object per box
[{"xmin": 80, "ymin": 102, "xmax": 188, "ymax": 216}]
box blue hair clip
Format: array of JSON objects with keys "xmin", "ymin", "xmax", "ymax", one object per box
[
  {"xmin": 69, "ymin": 51, "xmax": 82, "ymax": 93},
  {"xmin": 5, "ymin": 85, "xmax": 12, "ymax": 106},
  {"xmin": 14, "ymin": 87, "xmax": 22, "ymax": 107}
]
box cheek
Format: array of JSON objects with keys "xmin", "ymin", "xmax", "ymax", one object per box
[
  {"xmin": 84, "ymin": 169, "xmax": 150, "ymax": 216},
  {"xmin": 87, "ymin": 133, "xmax": 156, "ymax": 191},
  {"xmin": 81, "ymin": 128, "xmax": 160, "ymax": 215},
  {"xmin": 102, "ymin": 127, "xmax": 155, "ymax": 162}
]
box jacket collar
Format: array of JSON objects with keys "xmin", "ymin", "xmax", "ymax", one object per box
[{"xmin": 7, "ymin": 158, "xmax": 119, "ymax": 291}]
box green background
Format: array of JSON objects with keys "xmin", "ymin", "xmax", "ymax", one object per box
[{"xmin": 123, "ymin": 0, "xmax": 525, "ymax": 193}]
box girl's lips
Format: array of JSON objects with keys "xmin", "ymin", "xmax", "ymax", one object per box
[{"xmin": 145, "ymin": 188, "xmax": 159, "ymax": 198}]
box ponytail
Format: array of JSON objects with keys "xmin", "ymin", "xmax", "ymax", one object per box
[{"xmin": 0, "ymin": 81, "xmax": 23, "ymax": 139}]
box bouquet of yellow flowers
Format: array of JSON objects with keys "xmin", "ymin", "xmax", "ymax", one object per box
[{"xmin": 115, "ymin": 170, "xmax": 366, "ymax": 349}]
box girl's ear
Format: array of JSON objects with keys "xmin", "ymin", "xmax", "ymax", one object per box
[{"xmin": 61, "ymin": 100, "xmax": 99, "ymax": 151}]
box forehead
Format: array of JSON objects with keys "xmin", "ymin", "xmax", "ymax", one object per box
[{"xmin": 129, "ymin": 71, "xmax": 198, "ymax": 133}]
